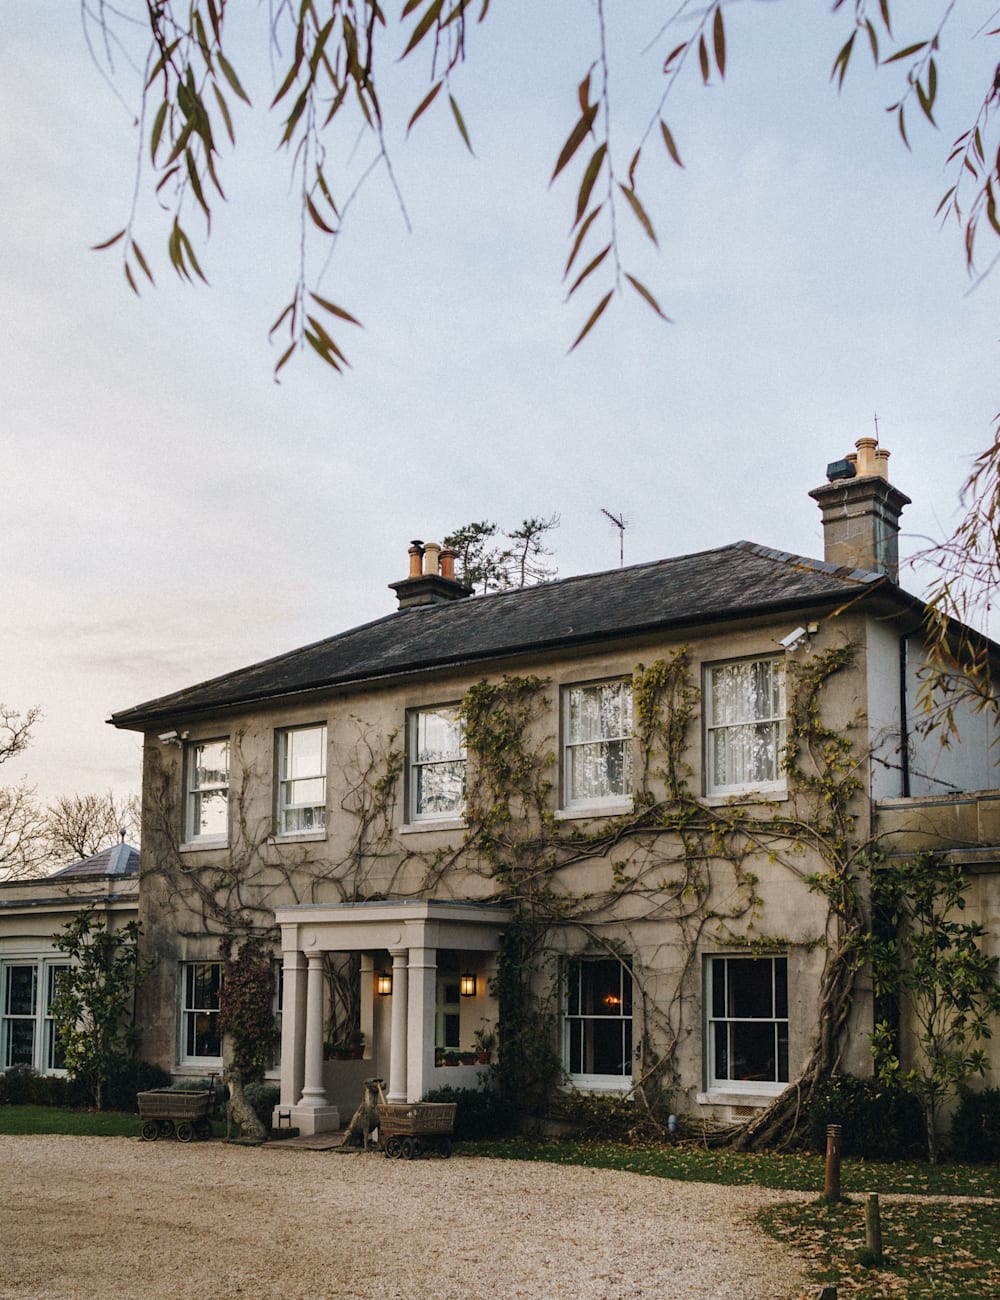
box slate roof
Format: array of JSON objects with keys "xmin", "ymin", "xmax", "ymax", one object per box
[
  {"xmin": 50, "ymin": 841, "xmax": 140, "ymax": 879},
  {"xmin": 110, "ymin": 540, "xmax": 898, "ymax": 730}
]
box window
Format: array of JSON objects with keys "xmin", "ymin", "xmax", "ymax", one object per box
[
  {"xmin": 707, "ymin": 955, "xmax": 788, "ymax": 1091},
  {"xmin": 185, "ymin": 738, "xmax": 230, "ymax": 842},
  {"xmin": 1, "ymin": 961, "xmax": 69, "ymax": 1074},
  {"xmin": 181, "ymin": 962, "xmax": 222, "ymax": 1063},
  {"xmin": 564, "ymin": 957, "xmax": 632, "ymax": 1085},
  {"xmin": 705, "ymin": 657, "xmax": 785, "ymax": 796},
  {"xmin": 277, "ymin": 725, "xmax": 327, "ymax": 834},
  {"xmin": 409, "ymin": 707, "xmax": 466, "ymax": 822},
  {"xmin": 563, "ymin": 680, "xmax": 633, "ymax": 808}
]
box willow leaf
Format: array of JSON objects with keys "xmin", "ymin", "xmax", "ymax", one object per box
[
  {"xmin": 566, "ymin": 243, "xmax": 611, "ymax": 299},
  {"xmin": 449, "ymin": 95, "xmax": 474, "ymax": 154},
  {"xmin": 575, "ymin": 144, "xmax": 607, "ymax": 225},
  {"xmin": 551, "ymin": 104, "xmax": 599, "ymax": 183},
  {"xmin": 568, "ymin": 290, "xmax": 613, "ymax": 353},
  {"xmin": 713, "ymin": 6, "xmax": 726, "ymax": 78},
  {"xmin": 408, "ymin": 81, "xmax": 443, "ymax": 134},
  {"xmin": 619, "ymin": 184, "xmax": 658, "ymax": 246},
  {"xmin": 625, "ymin": 273, "xmax": 670, "ymax": 321},
  {"xmin": 660, "ymin": 121, "xmax": 683, "ymax": 168},
  {"xmin": 92, "ymin": 229, "xmax": 127, "ymax": 252}
]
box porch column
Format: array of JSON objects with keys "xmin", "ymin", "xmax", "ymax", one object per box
[
  {"xmin": 406, "ymin": 946, "xmax": 437, "ymax": 1103},
  {"xmin": 387, "ymin": 948, "xmax": 409, "ymax": 1103},
  {"xmin": 288, "ymin": 950, "xmax": 340, "ymax": 1136},
  {"xmin": 278, "ymin": 950, "xmax": 306, "ymax": 1109}
]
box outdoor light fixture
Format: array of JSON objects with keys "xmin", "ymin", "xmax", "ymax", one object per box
[
  {"xmin": 376, "ymin": 970, "xmax": 393, "ymax": 996},
  {"xmin": 459, "ymin": 972, "xmax": 476, "ymax": 998}
]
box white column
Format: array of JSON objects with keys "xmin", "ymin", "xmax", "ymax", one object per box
[
  {"xmin": 278, "ymin": 950, "xmax": 307, "ymax": 1109},
  {"xmin": 287, "ymin": 950, "xmax": 340, "ymax": 1135},
  {"xmin": 387, "ymin": 948, "xmax": 409, "ymax": 1103},
  {"xmin": 406, "ymin": 946, "xmax": 437, "ymax": 1103},
  {"xmin": 299, "ymin": 952, "xmax": 328, "ymax": 1108}
]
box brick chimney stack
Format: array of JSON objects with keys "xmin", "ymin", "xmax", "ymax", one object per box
[
  {"xmin": 389, "ymin": 539, "xmax": 472, "ymax": 610},
  {"xmin": 809, "ymin": 438, "xmax": 911, "ymax": 579}
]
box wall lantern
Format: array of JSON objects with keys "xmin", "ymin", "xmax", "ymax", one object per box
[
  {"xmin": 376, "ymin": 970, "xmax": 393, "ymax": 996},
  {"xmin": 459, "ymin": 972, "xmax": 476, "ymax": 998}
]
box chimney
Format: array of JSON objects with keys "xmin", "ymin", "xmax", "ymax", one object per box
[
  {"xmin": 809, "ymin": 438, "xmax": 911, "ymax": 579},
  {"xmin": 389, "ymin": 539, "xmax": 472, "ymax": 610}
]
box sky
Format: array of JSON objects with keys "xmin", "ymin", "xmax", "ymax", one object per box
[{"xmin": 3, "ymin": 1, "xmax": 998, "ymax": 805}]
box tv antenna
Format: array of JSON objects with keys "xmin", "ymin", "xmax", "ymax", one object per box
[{"xmin": 601, "ymin": 508, "xmax": 626, "ymax": 568}]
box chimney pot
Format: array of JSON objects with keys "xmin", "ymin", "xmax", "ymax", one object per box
[
  {"xmin": 408, "ymin": 542, "xmax": 424, "ymax": 579},
  {"xmin": 876, "ymin": 448, "xmax": 890, "ymax": 479},
  {"xmin": 440, "ymin": 547, "xmax": 456, "ymax": 580},
  {"xmin": 854, "ymin": 437, "xmax": 879, "ymax": 478},
  {"xmin": 424, "ymin": 541, "xmax": 441, "ymax": 577}
]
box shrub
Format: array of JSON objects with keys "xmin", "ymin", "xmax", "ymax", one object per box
[
  {"xmin": 552, "ymin": 1088, "xmax": 675, "ymax": 1144},
  {"xmin": 803, "ymin": 1074, "xmax": 924, "ymax": 1160},
  {"xmin": 422, "ymin": 1083, "xmax": 515, "ymax": 1141},
  {"xmin": 950, "ymin": 1086, "xmax": 1000, "ymax": 1162},
  {"xmin": 0, "ymin": 1067, "xmax": 89, "ymax": 1108},
  {"xmin": 102, "ymin": 1060, "xmax": 173, "ymax": 1113}
]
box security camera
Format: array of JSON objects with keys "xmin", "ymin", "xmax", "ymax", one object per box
[
  {"xmin": 158, "ymin": 730, "xmax": 181, "ymax": 745},
  {"xmin": 779, "ymin": 627, "xmax": 808, "ymax": 652}
]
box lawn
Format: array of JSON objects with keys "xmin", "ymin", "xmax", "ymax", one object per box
[
  {"xmin": 0, "ymin": 1106, "xmax": 141, "ymax": 1137},
  {"xmin": 466, "ymin": 1137, "xmax": 1000, "ymax": 1299}
]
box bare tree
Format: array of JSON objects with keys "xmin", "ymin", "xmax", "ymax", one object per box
[
  {"xmin": 446, "ymin": 516, "xmax": 559, "ymax": 595},
  {"xmin": 45, "ymin": 791, "xmax": 142, "ymax": 865},
  {"xmin": 0, "ymin": 704, "xmax": 46, "ymax": 880}
]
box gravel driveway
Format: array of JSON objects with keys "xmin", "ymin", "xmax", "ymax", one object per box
[{"xmin": 0, "ymin": 1136, "xmax": 810, "ymax": 1299}]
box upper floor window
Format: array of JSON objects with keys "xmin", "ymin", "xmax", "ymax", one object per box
[
  {"xmin": 180, "ymin": 962, "xmax": 222, "ymax": 1064},
  {"xmin": 563, "ymin": 680, "xmax": 633, "ymax": 808},
  {"xmin": 564, "ymin": 956, "xmax": 633, "ymax": 1086},
  {"xmin": 185, "ymin": 738, "xmax": 230, "ymax": 843},
  {"xmin": 704, "ymin": 657, "xmax": 785, "ymax": 797},
  {"xmin": 277, "ymin": 724, "xmax": 327, "ymax": 835},
  {"xmin": 707, "ymin": 954, "xmax": 788, "ymax": 1092},
  {"xmin": 409, "ymin": 706, "xmax": 466, "ymax": 822}
]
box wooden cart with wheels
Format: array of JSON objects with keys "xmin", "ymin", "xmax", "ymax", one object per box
[
  {"xmin": 138, "ymin": 1076, "xmax": 217, "ymax": 1142},
  {"xmin": 377, "ymin": 1100, "xmax": 457, "ymax": 1159}
]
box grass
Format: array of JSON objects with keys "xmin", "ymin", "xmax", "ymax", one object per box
[
  {"xmin": 0, "ymin": 1105, "xmax": 142, "ymax": 1137},
  {"xmin": 465, "ymin": 1137, "xmax": 1000, "ymax": 1299}
]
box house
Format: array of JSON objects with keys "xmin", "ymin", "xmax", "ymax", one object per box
[
  {"xmin": 0, "ymin": 839, "xmax": 139, "ymax": 1076},
  {"xmin": 110, "ymin": 439, "xmax": 1000, "ymax": 1136}
]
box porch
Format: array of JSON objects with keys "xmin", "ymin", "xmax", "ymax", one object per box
[{"xmin": 272, "ymin": 899, "xmax": 512, "ymax": 1134}]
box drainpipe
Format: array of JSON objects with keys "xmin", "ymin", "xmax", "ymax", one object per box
[{"xmin": 899, "ymin": 635, "xmax": 911, "ymax": 798}]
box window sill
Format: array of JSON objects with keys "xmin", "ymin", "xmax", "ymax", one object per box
[
  {"xmin": 555, "ymin": 801, "xmax": 632, "ymax": 821},
  {"xmin": 400, "ymin": 818, "xmax": 466, "ymax": 835},
  {"xmin": 175, "ymin": 1061, "xmax": 223, "ymax": 1074},
  {"xmin": 179, "ymin": 838, "xmax": 228, "ymax": 853},
  {"xmin": 563, "ymin": 1077, "xmax": 634, "ymax": 1094},
  {"xmin": 697, "ymin": 1087, "xmax": 785, "ymax": 1108},
  {"xmin": 269, "ymin": 831, "xmax": 327, "ymax": 845},
  {"xmin": 699, "ymin": 789, "xmax": 788, "ymax": 808}
]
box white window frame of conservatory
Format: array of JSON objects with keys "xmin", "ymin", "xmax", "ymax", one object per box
[
  {"xmin": 182, "ymin": 738, "xmax": 230, "ymax": 847},
  {"xmin": 0, "ymin": 958, "xmax": 70, "ymax": 1076},
  {"xmin": 275, "ymin": 723, "xmax": 328, "ymax": 839},
  {"xmin": 560, "ymin": 679, "xmax": 634, "ymax": 814},
  {"xmin": 703, "ymin": 954, "xmax": 789, "ymax": 1098},
  {"xmin": 179, "ymin": 961, "xmax": 223, "ymax": 1068},
  {"xmin": 703, "ymin": 656, "xmax": 786, "ymax": 799},
  {"xmin": 563, "ymin": 955, "xmax": 634, "ymax": 1091},
  {"xmin": 407, "ymin": 705, "xmax": 467, "ymax": 825}
]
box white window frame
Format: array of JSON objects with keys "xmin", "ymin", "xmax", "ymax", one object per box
[
  {"xmin": 704, "ymin": 656, "xmax": 786, "ymax": 798},
  {"xmin": 180, "ymin": 962, "xmax": 223, "ymax": 1067},
  {"xmin": 1, "ymin": 959, "xmax": 70, "ymax": 1075},
  {"xmin": 408, "ymin": 706, "xmax": 466, "ymax": 824},
  {"xmin": 706, "ymin": 954, "xmax": 788, "ymax": 1096},
  {"xmin": 269, "ymin": 959, "xmax": 283, "ymax": 1074},
  {"xmin": 563, "ymin": 956, "xmax": 633, "ymax": 1090},
  {"xmin": 184, "ymin": 738, "xmax": 230, "ymax": 845},
  {"xmin": 276, "ymin": 724, "xmax": 327, "ymax": 836},
  {"xmin": 561, "ymin": 679, "xmax": 634, "ymax": 811}
]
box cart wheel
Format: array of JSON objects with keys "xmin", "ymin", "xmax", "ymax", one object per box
[
  {"xmin": 158, "ymin": 1120, "xmax": 174, "ymax": 1138},
  {"xmin": 383, "ymin": 1136, "xmax": 402, "ymax": 1159},
  {"xmin": 401, "ymin": 1137, "xmax": 416, "ymax": 1160},
  {"xmin": 140, "ymin": 1121, "xmax": 159, "ymax": 1142},
  {"xmin": 195, "ymin": 1120, "xmax": 213, "ymax": 1141},
  {"xmin": 440, "ymin": 1137, "xmax": 453, "ymax": 1159},
  {"xmin": 176, "ymin": 1122, "xmax": 195, "ymax": 1143}
]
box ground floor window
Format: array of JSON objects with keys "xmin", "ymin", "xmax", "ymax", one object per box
[
  {"xmin": 707, "ymin": 954, "xmax": 788, "ymax": 1090},
  {"xmin": 564, "ymin": 956, "xmax": 632, "ymax": 1085},
  {"xmin": 1, "ymin": 960, "xmax": 69, "ymax": 1074},
  {"xmin": 181, "ymin": 962, "xmax": 222, "ymax": 1064}
]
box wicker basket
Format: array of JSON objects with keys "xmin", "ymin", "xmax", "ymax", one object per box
[
  {"xmin": 137, "ymin": 1089, "xmax": 214, "ymax": 1121},
  {"xmin": 376, "ymin": 1102, "xmax": 456, "ymax": 1137}
]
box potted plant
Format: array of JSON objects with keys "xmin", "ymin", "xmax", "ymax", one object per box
[
  {"xmin": 473, "ymin": 1023, "xmax": 497, "ymax": 1065},
  {"xmin": 443, "ymin": 1051, "xmax": 460, "ymax": 1066},
  {"xmin": 349, "ymin": 1029, "xmax": 365, "ymax": 1060},
  {"xmin": 459, "ymin": 1050, "xmax": 477, "ymax": 1065}
]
